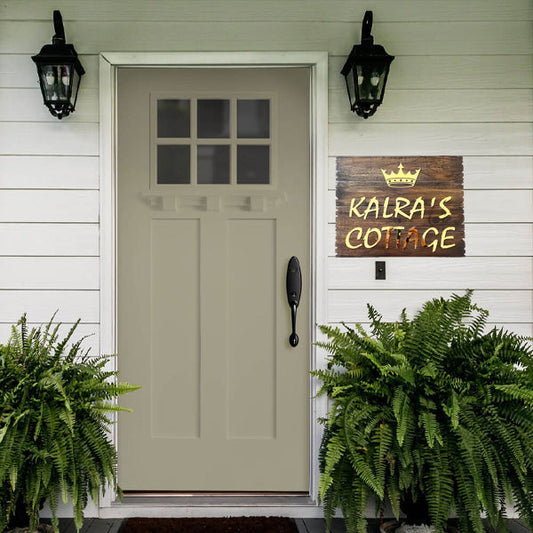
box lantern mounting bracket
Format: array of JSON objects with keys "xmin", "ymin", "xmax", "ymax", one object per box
[
  {"xmin": 52, "ymin": 10, "xmax": 66, "ymax": 44},
  {"xmin": 361, "ymin": 10, "xmax": 374, "ymax": 44}
]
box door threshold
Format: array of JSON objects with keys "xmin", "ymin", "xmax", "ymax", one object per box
[{"xmin": 114, "ymin": 493, "xmax": 316, "ymax": 507}]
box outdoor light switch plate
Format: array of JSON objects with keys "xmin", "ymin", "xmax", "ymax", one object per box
[{"xmin": 375, "ymin": 261, "xmax": 386, "ymax": 280}]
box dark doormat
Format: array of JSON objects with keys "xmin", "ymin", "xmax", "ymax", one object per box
[{"xmin": 120, "ymin": 516, "xmax": 299, "ymax": 533}]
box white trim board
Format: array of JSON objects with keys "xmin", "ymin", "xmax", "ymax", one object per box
[{"xmin": 98, "ymin": 51, "xmax": 329, "ymax": 517}]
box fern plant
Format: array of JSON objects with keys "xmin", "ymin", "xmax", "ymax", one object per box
[
  {"xmin": 0, "ymin": 315, "xmax": 139, "ymax": 532},
  {"xmin": 313, "ymin": 291, "xmax": 533, "ymax": 533}
]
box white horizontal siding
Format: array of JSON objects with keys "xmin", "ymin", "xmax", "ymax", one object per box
[
  {"xmin": 1, "ymin": 1, "xmax": 530, "ymax": 22},
  {"xmin": 329, "ymin": 123, "xmax": 533, "ymax": 156},
  {"xmin": 0, "ymin": 257, "xmax": 99, "ymax": 289},
  {"xmin": 329, "ymin": 290, "xmax": 532, "ymax": 324},
  {"xmin": 0, "ymin": 54, "xmax": 99, "ymax": 89},
  {"xmin": 463, "ymin": 157, "xmax": 533, "ymax": 189},
  {"xmin": 0, "ymin": 156, "xmax": 98, "ymax": 189},
  {"xmin": 329, "ymin": 89, "xmax": 533, "ymax": 124},
  {"xmin": 464, "ymin": 191, "xmax": 533, "ymax": 222},
  {"xmin": 0, "ymin": 290, "xmax": 99, "ymax": 323},
  {"xmin": 0, "ymin": 123, "xmax": 98, "ymax": 155},
  {"xmin": 0, "ymin": 88, "xmax": 98, "ymax": 123},
  {"xmin": 328, "ymin": 56, "xmax": 533, "ymax": 90},
  {"xmin": 0, "ymin": 190, "xmax": 98, "ymax": 222},
  {"xmin": 0, "ymin": 223, "xmax": 99, "ymax": 255},
  {"xmin": 328, "ymin": 257, "xmax": 533, "ymax": 290},
  {"xmin": 1, "ymin": 21, "xmax": 532, "ymax": 56}
]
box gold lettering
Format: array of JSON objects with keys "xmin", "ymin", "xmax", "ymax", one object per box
[
  {"xmin": 439, "ymin": 196, "xmax": 452, "ymax": 219},
  {"xmin": 382, "ymin": 226, "xmax": 404, "ymax": 249},
  {"xmin": 349, "ymin": 197, "xmax": 366, "ymax": 218},
  {"xmin": 441, "ymin": 226, "xmax": 456, "ymax": 249},
  {"xmin": 382, "ymin": 226, "xmax": 393, "ymax": 248},
  {"xmin": 410, "ymin": 197, "xmax": 425, "ymax": 219},
  {"xmin": 422, "ymin": 227, "xmax": 439, "ymax": 253},
  {"xmin": 382, "ymin": 197, "xmax": 394, "ymax": 218},
  {"xmin": 363, "ymin": 228, "xmax": 382, "ymax": 249},
  {"xmin": 403, "ymin": 227, "xmax": 419, "ymax": 249},
  {"xmin": 345, "ymin": 227, "xmax": 363, "ymax": 249},
  {"xmin": 394, "ymin": 197, "xmax": 411, "ymax": 219},
  {"xmin": 363, "ymin": 197, "xmax": 380, "ymax": 220}
]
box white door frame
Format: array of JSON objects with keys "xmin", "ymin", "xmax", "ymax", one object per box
[{"xmin": 98, "ymin": 51, "xmax": 329, "ymax": 518}]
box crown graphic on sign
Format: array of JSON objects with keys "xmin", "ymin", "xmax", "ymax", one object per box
[{"xmin": 381, "ymin": 163, "xmax": 420, "ymax": 188}]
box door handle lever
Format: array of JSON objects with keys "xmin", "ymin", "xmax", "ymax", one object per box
[{"xmin": 286, "ymin": 256, "xmax": 302, "ymax": 347}]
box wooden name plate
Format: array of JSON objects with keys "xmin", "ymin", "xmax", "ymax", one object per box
[{"xmin": 336, "ymin": 156, "xmax": 465, "ymax": 257}]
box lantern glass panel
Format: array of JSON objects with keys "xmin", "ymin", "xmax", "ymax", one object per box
[
  {"xmin": 39, "ymin": 64, "xmax": 74, "ymax": 103},
  {"xmin": 345, "ymin": 68, "xmax": 356, "ymax": 110},
  {"xmin": 355, "ymin": 63, "xmax": 386, "ymax": 103},
  {"xmin": 71, "ymin": 66, "xmax": 81, "ymax": 105}
]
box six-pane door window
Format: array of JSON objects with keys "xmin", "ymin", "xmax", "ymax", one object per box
[{"xmin": 155, "ymin": 98, "xmax": 271, "ymax": 186}]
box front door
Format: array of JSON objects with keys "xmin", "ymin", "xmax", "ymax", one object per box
[{"xmin": 117, "ymin": 67, "xmax": 310, "ymax": 492}]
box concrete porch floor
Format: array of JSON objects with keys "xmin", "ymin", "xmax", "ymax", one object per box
[{"xmin": 45, "ymin": 518, "xmax": 530, "ymax": 533}]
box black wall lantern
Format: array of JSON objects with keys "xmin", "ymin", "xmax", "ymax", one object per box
[
  {"xmin": 32, "ymin": 11, "xmax": 85, "ymax": 119},
  {"xmin": 341, "ymin": 11, "xmax": 394, "ymax": 119}
]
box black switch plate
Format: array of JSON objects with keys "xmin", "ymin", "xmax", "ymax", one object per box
[{"xmin": 375, "ymin": 261, "xmax": 386, "ymax": 280}]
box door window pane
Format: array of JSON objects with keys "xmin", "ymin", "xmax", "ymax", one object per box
[
  {"xmin": 197, "ymin": 99, "xmax": 230, "ymax": 138},
  {"xmin": 157, "ymin": 99, "xmax": 190, "ymax": 138},
  {"xmin": 237, "ymin": 100, "xmax": 270, "ymax": 138},
  {"xmin": 157, "ymin": 145, "xmax": 190, "ymax": 184},
  {"xmin": 237, "ymin": 145, "xmax": 270, "ymax": 184},
  {"xmin": 197, "ymin": 145, "xmax": 230, "ymax": 184}
]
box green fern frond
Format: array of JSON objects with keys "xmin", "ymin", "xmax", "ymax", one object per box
[
  {"xmin": 0, "ymin": 316, "xmax": 139, "ymax": 532},
  {"xmin": 314, "ymin": 291, "xmax": 533, "ymax": 533}
]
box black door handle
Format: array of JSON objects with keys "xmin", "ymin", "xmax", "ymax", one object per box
[{"xmin": 286, "ymin": 256, "xmax": 302, "ymax": 347}]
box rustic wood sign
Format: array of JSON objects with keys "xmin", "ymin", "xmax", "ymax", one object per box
[{"xmin": 336, "ymin": 156, "xmax": 465, "ymax": 257}]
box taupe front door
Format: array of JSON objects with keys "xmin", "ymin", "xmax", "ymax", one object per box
[{"xmin": 117, "ymin": 67, "xmax": 310, "ymax": 491}]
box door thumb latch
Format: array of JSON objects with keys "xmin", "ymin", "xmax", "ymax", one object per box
[{"xmin": 286, "ymin": 256, "xmax": 302, "ymax": 347}]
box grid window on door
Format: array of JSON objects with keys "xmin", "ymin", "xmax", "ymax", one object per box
[{"xmin": 154, "ymin": 97, "xmax": 271, "ymax": 185}]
